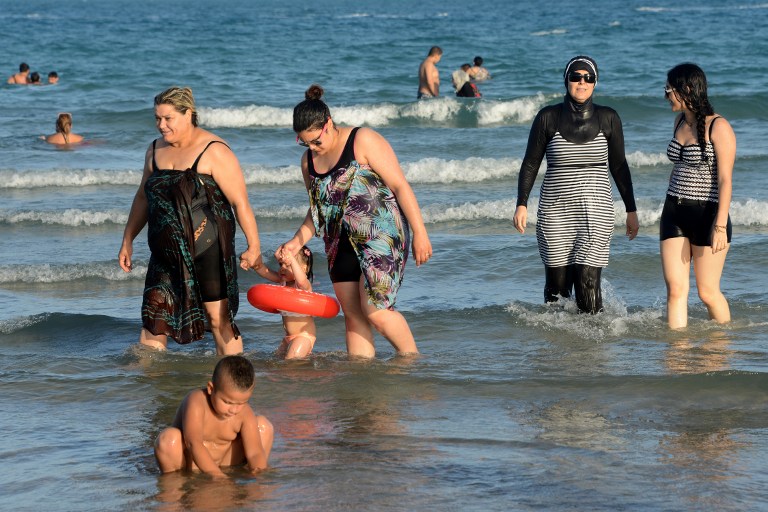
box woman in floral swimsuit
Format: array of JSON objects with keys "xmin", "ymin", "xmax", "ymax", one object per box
[{"xmin": 279, "ymin": 84, "xmax": 432, "ymax": 358}]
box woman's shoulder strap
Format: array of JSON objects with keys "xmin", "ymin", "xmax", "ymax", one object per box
[
  {"xmin": 674, "ymin": 114, "xmax": 686, "ymax": 135},
  {"xmin": 191, "ymin": 140, "xmax": 231, "ymax": 171},
  {"xmin": 708, "ymin": 115, "xmax": 722, "ymax": 140},
  {"xmin": 151, "ymin": 139, "xmax": 159, "ymax": 172}
]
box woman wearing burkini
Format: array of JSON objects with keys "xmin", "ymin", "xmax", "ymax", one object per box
[
  {"xmin": 513, "ymin": 56, "xmax": 639, "ymax": 314},
  {"xmin": 119, "ymin": 87, "xmax": 263, "ymax": 355},
  {"xmin": 278, "ymin": 84, "xmax": 432, "ymax": 358},
  {"xmin": 660, "ymin": 63, "xmax": 735, "ymax": 329}
]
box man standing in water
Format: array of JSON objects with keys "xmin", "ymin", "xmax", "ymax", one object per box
[{"xmin": 417, "ymin": 46, "xmax": 442, "ymax": 99}]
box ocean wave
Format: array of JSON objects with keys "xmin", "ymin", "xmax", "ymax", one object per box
[
  {"xmin": 199, "ymin": 95, "xmax": 554, "ymax": 129},
  {"xmin": 0, "ymin": 262, "xmax": 146, "ymax": 284},
  {"xmin": 423, "ymin": 198, "xmax": 768, "ymax": 227},
  {"xmin": 0, "ymin": 209, "xmax": 128, "ymax": 226},
  {"xmin": 0, "ymin": 169, "xmax": 142, "ymax": 189},
  {"xmin": 3, "ymin": 198, "xmax": 766, "ymax": 227},
  {"xmin": 0, "ymin": 313, "xmax": 51, "ymax": 335},
  {"xmin": 0, "ymin": 157, "xmax": 704, "ymax": 193},
  {"xmin": 531, "ymin": 28, "xmax": 568, "ymax": 36}
]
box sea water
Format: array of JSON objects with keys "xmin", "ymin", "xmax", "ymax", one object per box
[{"xmin": 1, "ymin": 0, "xmax": 767, "ymax": 510}]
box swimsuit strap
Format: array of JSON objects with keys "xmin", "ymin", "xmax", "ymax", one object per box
[
  {"xmin": 674, "ymin": 115, "xmax": 686, "ymax": 136},
  {"xmin": 308, "ymin": 127, "xmax": 360, "ymax": 176},
  {"xmin": 151, "ymin": 139, "xmax": 159, "ymax": 172},
  {"xmin": 190, "ymin": 140, "xmax": 230, "ymax": 172},
  {"xmin": 708, "ymin": 115, "xmax": 721, "ymax": 141},
  {"xmin": 151, "ymin": 139, "xmax": 230, "ymax": 172}
]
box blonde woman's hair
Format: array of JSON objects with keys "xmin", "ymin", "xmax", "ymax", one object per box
[
  {"xmin": 154, "ymin": 86, "xmax": 198, "ymax": 126},
  {"xmin": 55, "ymin": 113, "xmax": 73, "ymax": 143}
]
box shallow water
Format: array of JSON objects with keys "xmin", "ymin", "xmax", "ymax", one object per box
[{"xmin": 1, "ymin": 0, "xmax": 768, "ymax": 510}]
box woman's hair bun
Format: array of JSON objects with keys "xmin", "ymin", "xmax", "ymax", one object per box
[{"xmin": 305, "ymin": 84, "xmax": 324, "ymax": 101}]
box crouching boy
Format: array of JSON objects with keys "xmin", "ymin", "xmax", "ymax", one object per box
[{"xmin": 154, "ymin": 355, "xmax": 273, "ymax": 477}]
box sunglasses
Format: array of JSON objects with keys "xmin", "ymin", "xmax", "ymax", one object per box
[
  {"xmin": 296, "ymin": 122, "xmax": 327, "ymax": 148},
  {"xmin": 664, "ymin": 86, "xmax": 674, "ymax": 96},
  {"xmin": 567, "ymin": 72, "xmax": 596, "ymax": 84}
]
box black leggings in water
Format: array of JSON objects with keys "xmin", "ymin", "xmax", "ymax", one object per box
[{"xmin": 544, "ymin": 264, "xmax": 603, "ymax": 314}]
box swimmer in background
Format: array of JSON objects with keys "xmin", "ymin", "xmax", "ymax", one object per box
[
  {"xmin": 253, "ymin": 246, "xmax": 317, "ymax": 359},
  {"xmin": 452, "ymin": 63, "xmax": 481, "ymax": 98},
  {"xmin": 7, "ymin": 62, "xmax": 30, "ymax": 84},
  {"xmin": 28, "ymin": 71, "xmax": 42, "ymax": 85},
  {"xmin": 154, "ymin": 355, "xmax": 273, "ymax": 478},
  {"xmin": 47, "ymin": 71, "xmax": 59, "ymax": 84},
  {"xmin": 43, "ymin": 113, "xmax": 84, "ymax": 145},
  {"xmin": 469, "ymin": 56, "xmax": 491, "ymax": 81},
  {"xmin": 417, "ymin": 46, "xmax": 442, "ymax": 99}
]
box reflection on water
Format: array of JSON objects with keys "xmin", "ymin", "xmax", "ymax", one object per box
[
  {"xmin": 664, "ymin": 330, "xmax": 733, "ymax": 374},
  {"xmin": 659, "ymin": 329, "xmax": 748, "ymax": 509},
  {"xmin": 154, "ymin": 471, "xmax": 273, "ymax": 512}
]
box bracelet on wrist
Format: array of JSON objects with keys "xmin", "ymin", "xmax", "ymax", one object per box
[{"xmin": 713, "ymin": 225, "xmax": 727, "ymax": 233}]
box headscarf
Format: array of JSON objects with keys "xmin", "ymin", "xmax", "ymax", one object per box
[
  {"xmin": 559, "ymin": 55, "xmax": 600, "ymax": 144},
  {"xmin": 563, "ymin": 55, "xmax": 599, "ymax": 87}
]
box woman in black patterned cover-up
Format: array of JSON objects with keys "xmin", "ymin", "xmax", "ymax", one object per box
[{"xmin": 119, "ymin": 87, "xmax": 264, "ymax": 355}]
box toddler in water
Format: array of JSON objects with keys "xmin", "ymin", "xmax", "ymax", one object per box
[
  {"xmin": 253, "ymin": 246, "xmax": 317, "ymax": 359},
  {"xmin": 154, "ymin": 355, "xmax": 273, "ymax": 477}
]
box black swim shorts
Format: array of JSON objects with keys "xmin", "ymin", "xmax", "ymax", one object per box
[
  {"xmin": 329, "ymin": 228, "xmax": 363, "ymax": 283},
  {"xmin": 659, "ymin": 194, "xmax": 732, "ymax": 247}
]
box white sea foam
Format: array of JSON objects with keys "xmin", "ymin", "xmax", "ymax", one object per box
[
  {"xmin": 403, "ymin": 157, "xmax": 522, "ymax": 183},
  {"xmin": 476, "ymin": 94, "xmax": 554, "ymax": 125},
  {"xmin": 0, "ymin": 169, "xmax": 142, "ymax": 188},
  {"xmin": 531, "ymin": 28, "xmax": 568, "ymax": 36},
  {"xmin": 196, "ymin": 94, "xmax": 552, "ymax": 129},
  {"xmin": 625, "ymin": 150, "xmax": 668, "ymax": 167},
  {"xmin": 199, "ymin": 105, "xmax": 292, "ymax": 128},
  {"xmin": 4, "ymin": 197, "xmax": 766, "ymax": 227},
  {"xmin": 242, "ymin": 164, "xmax": 303, "ymax": 185},
  {"xmin": 0, "ymin": 262, "xmax": 146, "ymax": 284},
  {"xmin": 505, "ymin": 281, "xmax": 665, "ymax": 341},
  {"xmin": 0, "ymin": 151, "xmax": 669, "ymax": 190},
  {"xmin": 0, "ymin": 209, "xmax": 128, "ymax": 226}
]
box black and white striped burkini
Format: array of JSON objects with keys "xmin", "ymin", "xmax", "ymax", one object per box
[{"xmin": 536, "ymin": 131, "xmax": 614, "ymax": 268}]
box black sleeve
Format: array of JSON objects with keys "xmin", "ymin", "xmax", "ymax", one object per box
[
  {"xmin": 517, "ymin": 107, "xmax": 555, "ymax": 207},
  {"xmin": 600, "ymin": 107, "xmax": 637, "ymax": 213}
]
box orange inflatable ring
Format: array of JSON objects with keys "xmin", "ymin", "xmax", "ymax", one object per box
[{"xmin": 247, "ymin": 284, "xmax": 340, "ymax": 318}]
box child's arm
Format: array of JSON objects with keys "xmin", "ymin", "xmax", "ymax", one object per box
[
  {"xmin": 181, "ymin": 391, "xmax": 227, "ymax": 478},
  {"xmin": 253, "ymin": 263, "xmax": 282, "ymax": 283},
  {"xmin": 239, "ymin": 407, "xmax": 269, "ymax": 472},
  {"xmin": 284, "ymin": 251, "xmax": 311, "ymax": 292}
]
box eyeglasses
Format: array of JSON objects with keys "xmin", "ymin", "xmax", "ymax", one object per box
[
  {"xmin": 664, "ymin": 86, "xmax": 674, "ymax": 96},
  {"xmin": 567, "ymin": 72, "xmax": 596, "ymax": 84},
  {"xmin": 296, "ymin": 122, "xmax": 327, "ymax": 148}
]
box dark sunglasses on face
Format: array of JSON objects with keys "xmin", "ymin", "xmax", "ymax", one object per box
[
  {"xmin": 567, "ymin": 72, "xmax": 596, "ymax": 84},
  {"xmin": 296, "ymin": 124, "xmax": 327, "ymax": 148}
]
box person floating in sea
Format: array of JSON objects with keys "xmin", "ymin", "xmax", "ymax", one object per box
[
  {"xmin": 253, "ymin": 246, "xmax": 318, "ymax": 359},
  {"xmin": 469, "ymin": 56, "xmax": 491, "ymax": 81},
  {"xmin": 452, "ymin": 63, "xmax": 481, "ymax": 98},
  {"xmin": 417, "ymin": 46, "xmax": 442, "ymax": 99},
  {"xmin": 154, "ymin": 355, "xmax": 273, "ymax": 477},
  {"xmin": 43, "ymin": 113, "xmax": 84, "ymax": 145},
  {"xmin": 7, "ymin": 62, "xmax": 30, "ymax": 84},
  {"xmin": 47, "ymin": 71, "xmax": 59, "ymax": 84}
]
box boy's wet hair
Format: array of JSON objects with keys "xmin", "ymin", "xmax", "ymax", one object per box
[
  {"xmin": 297, "ymin": 246, "xmax": 314, "ymax": 282},
  {"xmin": 212, "ymin": 355, "xmax": 254, "ymax": 390}
]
